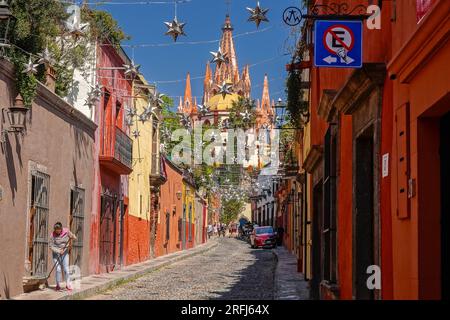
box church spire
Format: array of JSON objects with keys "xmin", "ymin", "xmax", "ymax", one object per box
[
  {"xmin": 214, "ymin": 15, "xmax": 239, "ymax": 86},
  {"xmin": 261, "ymin": 74, "xmax": 271, "ymax": 113},
  {"xmin": 184, "ymin": 72, "xmax": 193, "ymax": 113},
  {"xmin": 203, "ymin": 61, "xmax": 212, "ymax": 104}
]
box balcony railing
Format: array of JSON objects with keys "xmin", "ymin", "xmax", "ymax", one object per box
[
  {"xmin": 150, "ymin": 152, "xmax": 166, "ymax": 188},
  {"xmin": 100, "ymin": 125, "xmax": 133, "ymax": 174}
]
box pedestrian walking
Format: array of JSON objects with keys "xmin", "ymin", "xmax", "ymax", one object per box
[
  {"xmin": 207, "ymin": 224, "xmax": 213, "ymax": 239},
  {"xmin": 49, "ymin": 222, "xmax": 77, "ymax": 291},
  {"xmin": 213, "ymin": 224, "xmax": 218, "ymax": 237}
]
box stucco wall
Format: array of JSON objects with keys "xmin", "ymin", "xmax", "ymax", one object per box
[{"xmin": 0, "ymin": 61, "xmax": 96, "ymax": 299}]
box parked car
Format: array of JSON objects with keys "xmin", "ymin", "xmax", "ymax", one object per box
[{"xmin": 250, "ymin": 226, "xmax": 277, "ymax": 249}]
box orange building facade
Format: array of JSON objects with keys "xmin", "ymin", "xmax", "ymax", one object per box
[{"xmin": 292, "ymin": 0, "xmax": 449, "ymax": 300}]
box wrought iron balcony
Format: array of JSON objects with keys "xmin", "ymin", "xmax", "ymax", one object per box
[
  {"xmin": 100, "ymin": 125, "xmax": 133, "ymax": 175},
  {"xmin": 150, "ymin": 153, "xmax": 166, "ymax": 189}
]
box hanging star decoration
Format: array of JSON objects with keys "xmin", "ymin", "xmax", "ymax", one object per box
[
  {"xmin": 217, "ymin": 81, "xmax": 233, "ymax": 99},
  {"xmin": 38, "ymin": 47, "xmax": 54, "ymax": 66},
  {"xmin": 197, "ymin": 104, "xmax": 210, "ymax": 117},
  {"xmin": 22, "ymin": 57, "xmax": 39, "ymax": 75},
  {"xmin": 152, "ymin": 92, "xmax": 166, "ymax": 108},
  {"xmin": 123, "ymin": 60, "xmax": 140, "ymax": 79},
  {"xmin": 187, "ymin": 167, "xmax": 193, "ymax": 175},
  {"xmin": 164, "ymin": 17, "xmax": 187, "ymax": 42},
  {"xmin": 180, "ymin": 113, "xmax": 191, "ymax": 129},
  {"xmin": 143, "ymin": 103, "xmax": 158, "ymax": 118},
  {"xmin": 162, "ymin": 126, "xmax": 172, "ymax": 141},
  {"xmin": 85, "ymin": 83, "xmax": 103, "ymax": 107},
  {"xmin": 210, "ymin": 48, "xmax": 229, "ymax": 66},
  {"xmin": 65, "ymin": 20, "xmax": 89, "ymax": 39},
  {"xmin": 246, "ymin": 1, "xmax": 269, "ymax": 28},
  {"xmin": 242, "ymin": 110, "xmax": 251, "ymax": 122},
  {"xmin": 126, "ymin": 106, "xmax": 138, "ymax": 118},
  {"xmin": 139, "ymin": 113, "xmax": 149, "ymax": 124},
  {"xmin": 92, "ymin": 83, "xmax": 103, "ymax": 98},
  {"xmin": 132, "ymin": 130, "xmax": 140, "ymax": 139}
]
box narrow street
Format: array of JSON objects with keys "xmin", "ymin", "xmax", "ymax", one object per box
[{"xmin": 88, "ymin": 238, "xmax": 276, "ymax": 300}]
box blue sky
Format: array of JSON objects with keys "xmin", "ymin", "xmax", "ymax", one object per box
[{"xmin": 92, "ymin": 0, "xmax": 301, "ymax": 105}]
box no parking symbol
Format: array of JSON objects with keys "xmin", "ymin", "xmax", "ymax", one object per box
[{"xmin": 314, "ymin": 20, "xmax": 363, "ymax": 68}]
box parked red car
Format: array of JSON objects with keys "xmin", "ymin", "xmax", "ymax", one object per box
[{"xmin": 250, "ymin": 226, "xmax": 277, "ymax": 249}]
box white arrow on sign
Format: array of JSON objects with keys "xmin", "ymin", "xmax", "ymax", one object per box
[{"xmin": 323, "ymin": 56, "xmax": 337, "ymax": 64}]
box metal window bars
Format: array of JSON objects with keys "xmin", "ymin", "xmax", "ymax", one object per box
[{"xmin": 30, "ymin": 171, "xmax": 50, "ymax": 278}]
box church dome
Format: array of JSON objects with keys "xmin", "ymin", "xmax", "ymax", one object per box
[{"xmin": 207, "ymin": 93, "xmax": 240, "ymax": 111}]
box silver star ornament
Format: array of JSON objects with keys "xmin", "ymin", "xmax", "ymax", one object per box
[
  {"xmin": 217, "ymin": 81, "xmax": 233, "ymax": 99},
  {"xmin": 197, "ymin": 104, "xmax": 210, "ymax": 117},
  {"xmin": 210, "ymin": 48, "xmax": 229, "ymax": 66},
  {"xmin": 247, "ymin": 2, "xmax": 269, "ymax": 28},
  {"xmin": 38, "ymin": 47, "xmax": 54, "ymax": 66},
  {"xmin": 164, "ymin": 17, "xmax": 187, "ymax": 42},
  {"xmin": 22, "ymin": 57, "xmax": 39, "ymax": 75},
  {"xmin": 123, "ymin": 60, "xmax": 140, "ymax": 79},
  {"xmin": 152, "ymin": 92, "xmax": 166, "ymax": 108}
]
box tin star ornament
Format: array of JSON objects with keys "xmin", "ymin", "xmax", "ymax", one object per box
[
  {"xmin": 132, "ymin": 130, "xmax": 140, "ymax": 139},
  {"xmin": 152, "ymin": 92, "xmax": 166, "ymax": 108},
  {"xmin": 123, "ymin": 60, "xmax": 140, "ymax": 79},
  {"xmin": 22, "ymin": 57, "xmax": 39, "ymax": 75},
  {"xmin": 180, "ymin": 113, "xmax": 191, "ymax": 129},
  {"xmin": 210, "ymin": 48, "xmax": 228, "ymax": 66},
  {"xmin": 197, "ymin": 104, "xmax": 210, "ymax": 117},
  {"xmin": 242, "ymin": 110, "xmax": 251, "ymax": 122},
  {"xmin": 164, "ymin": 17, "xmax": 186, "ymax": 42},
  {"xmin": 246, "ymin": 1, "xmax": 269, "ymax": 28},
  {"xmin": 38, "ymin": 47, "xmax": 54, "ymax": 66},
  {"xmin": 65, "ymin": 21, "xmax": 88, "ymax": 39},
  {"xmin": 217, "ymin": 81, "xmax": 233, "ymax": 99}
]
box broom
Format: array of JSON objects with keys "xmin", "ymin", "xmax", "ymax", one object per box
[{"xmin": 44, "ymin": 238, "xmax": 72, "ymax": 288}]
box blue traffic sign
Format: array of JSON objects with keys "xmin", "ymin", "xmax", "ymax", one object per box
[{"xmin": 314, "ymin": 20, "xmax": 363, "ymax": 68}]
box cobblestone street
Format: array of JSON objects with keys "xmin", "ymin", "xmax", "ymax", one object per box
[{"xmin": 88, "ymin": 238, "xmax": 277, "ymax": 300}]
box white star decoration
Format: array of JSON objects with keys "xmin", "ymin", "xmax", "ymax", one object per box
[
  {"xmin": 210, "ymin": 48, "xmax": 228, "ymax": 66},
  {"xmin": 197, "ymin": 104, "xmax": 210, "ymax": 117},
  {"xmin": 243, "ymin": 110, "xmax": 251, "ymax": 122},
  {"xmin": 65, "ymin": 21, "xmax": 89, "ymax": 38},
  {"xmin": 38, "ymin": 47, "xmax": 54, "ymax": 66},
  {"xmin": 164, "ymin": 17, "xmax": 186, "ymax": 42},
  {"xmin": 180, "ymin": 113, "xmax": 191, "ymax": 129},
  {"xmin": 152, "ymin": 92, "xmax": 166, "ymax": 108},
  {"xmin": 123, "ymin": 60, "xmax": 140, "ymax": 79},
  {"xmin": 217, "ymin": 81, "xmax": 233, "ymax": 98},
  {"xmin": 132, "ymin": 130, "xmax": 140, "ymax": 139},
  {"xmin": 22, "ymin": 57, "xmax": 39, "ymax": 75},
  {"xmin": 246, "ymin": 1, "xmax": 269, "ymax": 28}
]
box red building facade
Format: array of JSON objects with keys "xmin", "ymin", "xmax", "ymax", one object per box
[{"xmin": 90, "ymin": 43, "xmax": 133, "ymax": 274}]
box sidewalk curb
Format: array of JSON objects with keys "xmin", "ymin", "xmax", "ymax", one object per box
[
  {"xmin": 271, "ymin": 247, "xmax": 310, "ymax": 300},
  {"xmin": 14, "ymin": 240, "xmax": 218, "ymax": 300}
]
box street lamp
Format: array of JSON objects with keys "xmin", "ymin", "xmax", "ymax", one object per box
[
  {"xmin": 1, "ymin": 94, "xmax": 29, "ymax": 147},
  {"xmin": 0, "ymin": 1, "xmax": 15, "ymax": 48},
  {"xmin": 274, "ymin": 98, "xmax": 310, "ymax": 128},
  {"xmin": 6, "ymin": 94, "xmax": 28, "ymax": 132}
]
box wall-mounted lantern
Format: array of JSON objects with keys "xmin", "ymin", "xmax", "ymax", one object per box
[
  {"xmin": 1, "ymin": 94, "xmax": 29, "ymax": 146},
  {"xmin": 0, "ymin": 1, "xmax": 15, "ymax": 56},
  {"xmin": 176, "ymin": 190, "xmax": 182, "ymax": 200}
]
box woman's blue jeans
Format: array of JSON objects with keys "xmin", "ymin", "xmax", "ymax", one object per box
[{"xmin": 52, "ymin": 252, "xmax": 70, "ymax": 286}]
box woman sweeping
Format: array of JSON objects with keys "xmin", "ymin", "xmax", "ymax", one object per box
[{"xmin": 49, "ymin": 222, "xmax": 77, "ymax": 291}]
